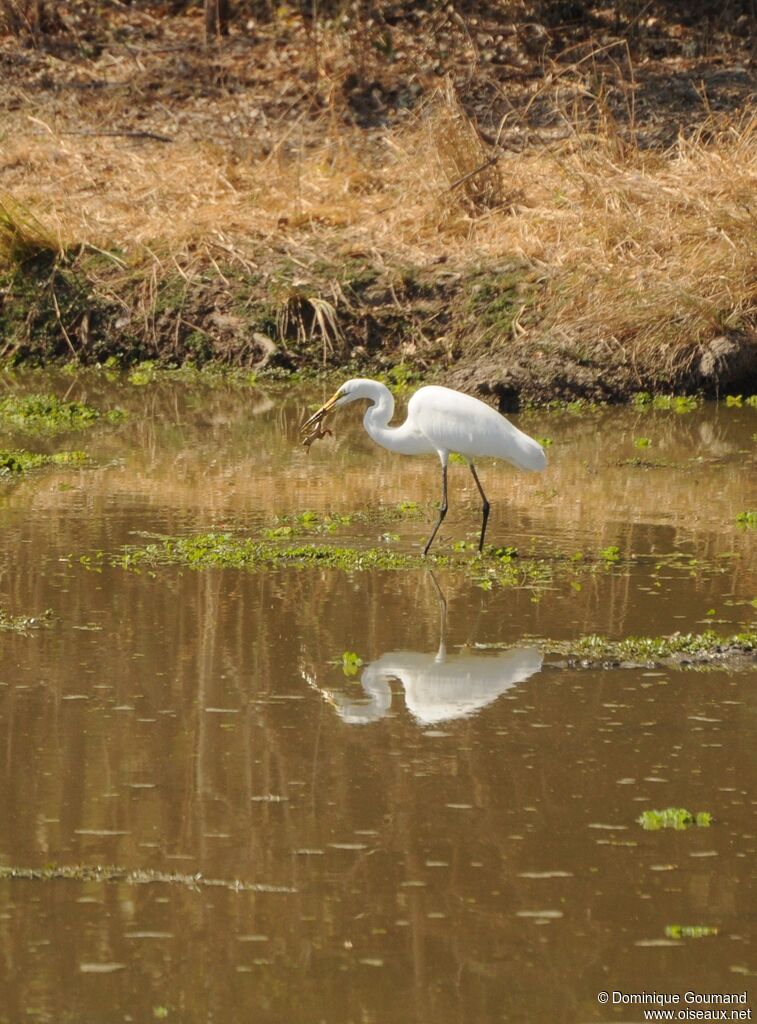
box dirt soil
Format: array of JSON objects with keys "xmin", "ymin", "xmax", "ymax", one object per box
[{"xmin": 0, "ymin": 2, "xmax": 755, "ymax": 404}]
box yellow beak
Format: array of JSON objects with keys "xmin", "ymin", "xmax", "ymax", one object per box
[{"xmin": 300, "ymin": 390, "xmax": 341, "ymax": 433}]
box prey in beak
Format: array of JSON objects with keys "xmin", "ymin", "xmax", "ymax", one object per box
[{"xmin": 300, "ymin": 389, "xmax": 340, "ymax": 453}]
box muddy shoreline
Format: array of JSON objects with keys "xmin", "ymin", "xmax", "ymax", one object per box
[
  {"xmin": 2, "ymin": 250, "xmax": 755, "ymax": 407},
  {"xmin": 1, "ymin": 5, "xmax": 755, "ymax": 406}
]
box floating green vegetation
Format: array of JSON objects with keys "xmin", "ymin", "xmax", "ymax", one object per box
[
  {"xmin": 340, "ymin": 651, "xmax": 364, "ymax": 677},
  {"xmin": 633, "ymin": 436, "xmax": 652, "ymax": 448},
  {"xmin": 722, "ymin": 394, "xmax": 757, "ymax": 408},
  {"xmin": 124, "ymin": 359, "xmax": 259, "ymax": 388},
  {"xmin": 637, "ymin": 808, "xmax": 712, "ymax": 831},
  {"xmin": 476, "ymin": 629, "xmax": 757, "ymax": 668},
  {"xmin": 557, "ymin": 630, "xmax": 756, "ymax": 663},
  {"xmin": 265, "ymin": 503, "xmax": 426, "ymax": 539},
  {"xmin": 633, "ymin": 393, "xmax": 699, "ymax": 413},
  {"xmin": 736, "ymin": 510, "xmax": 756, "ymax": 528},
  {"xmin": 536, "ymin": 397, "xmax": 600, "ymax": 415},
  {"xmin": 0, "ymin": 448, "xmax": 89, "ymax": 476},
  {"xmin": 0, "ymin": 607, "xmax": 53, "ymax": 632},
  {"xmin": 599, "ymin": 545, "xmax": 621, "ymax": 562},
  {"xmin": 664, "ymin": 925, "xmax": 719, "ymax": 940},
  {"xmin": 0, "ymin": 393, "xmax": 124, "ymax": 433},
  {"xmin": 110, "ymin": 533, "xmax": 424, "ymax": 574},
  {"xmin": 95, "ymin": 528, "xmax": 631, "ymax": 593},
  {"xmin": 0, "ymin": 863, "xmax": 294, "ymax": 894}
]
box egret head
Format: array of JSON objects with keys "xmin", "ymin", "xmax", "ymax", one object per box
[{"xmin": 300, "ymin": 379, "xmax": 375, "ymax": 433}]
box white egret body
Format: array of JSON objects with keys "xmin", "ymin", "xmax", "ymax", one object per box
[
  {"xmin": 319, "ymin": 646, "xmax": 544, "ymax": 726},
  {"xmin": 302, "ymin": 378, "xmax": 547, "ymax": 554}
]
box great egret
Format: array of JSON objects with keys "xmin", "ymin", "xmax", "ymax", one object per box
[
  {"xmin": 301, "ymin": 378, "xmax": 547, "ymax": 555},
  {"xmin": 307, "ymin": 644, "xmax": 543, "ymax": 726},
  {"xmin": 302, "ymin": 575, "xmax": 543, "ymax": 724}
]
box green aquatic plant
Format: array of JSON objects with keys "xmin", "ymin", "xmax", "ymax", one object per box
[
  {"xmin": 270, "ymin": 504, "xmax": 422, "ymax": 537},
  {"xmin": 101, "ymin": 529, "xmax": 606, "ymax": 592},
  {"xmin": 724, "ymin": 395, "xmax": 742, "ymax": 407},
  {"xmin": 736, "ymin": 510, "xmax": 756, "ymax": 528},
  {"xmin": 557, "ymin": 630, "xmax": 756, "ymax": 663},
  {"xmin": 633, "ymin": 436, "xmax": 652, "ymax": 448},
  {"xmin": 340, "ymin": 651, "xmax": 364, "ymax": 677},
  {"xmin": 664, "ymin": 925, "xmax": 718, "ymax": 940},
  {"xmin": 637, "ymin": 808, "xmax": 711, "ymax": 831},
  {"xmin": 651, "ymin": 395, "xmax": 699, "ymax": 413},
  {"xmin": 0, "ymin": 449, "xmax": 89, "ymax": 475},
  {"xmin": 128, "ymin": 360, "xmax": 158, "ymax": 386},
  {"xmin": 476, "ymin": 629, "xmax": 756, "ymax": 668},
  {"xmin": 110, "ymin": 534, "xmax": 426, "ymax": 574},
  {"xmin": 632, "ymin": 393, "xmax": 699, "ymax": 412},
  {"xmin": 0, "ymin": 393, "xmax": 124, "ymax": 434},
  {"xmin": 599, "ymin": 545, "xmax": 621, "ymax": 562}
]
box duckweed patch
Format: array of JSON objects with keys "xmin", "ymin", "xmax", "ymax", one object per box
[
  {"xmin": 110, "ymin": 534, "xmax": 426, "ymax": 574},
  {"xmin": 476, "ymin": 629, "xmax": 757, "ymax": 668},
  {"xmin": 340, "ymin": 652, "xmax": 364, "ymax": 677},
  {"xmin": 96, "ymin": 528, "xmax": 640, "ymax": 592},
  {"xmin": 267, "ymin": 503, "xmax": 427, "ymax": 538},
  {"xmin": 637, "ymin": 808, "xmax": 712, "ymax": 831},
  {"xmin": 0, "ymin": 448, "xmax": 89, "ymax": 475},
  {"xmin": 124, "ymin": 360, "xmax": 259, "ymax": 389},
  {"xmin": 0, "ymin": 393, "xmax": 124, "ymax": 434},
  {"xmin": 633, "ymin": 393, "xmax": 699, "ymax": 413},
  {"xmin": 555, "ymin": 630, "xmax": 756, "ymax": 664},
  {"xmin": 664, "ymin": 925, "xmax": 719, "ymax": 939}
]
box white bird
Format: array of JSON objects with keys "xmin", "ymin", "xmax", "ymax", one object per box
[
  {"xmin": 302, "ymin": 574, "xmax": 543, "ymax": 725},
  {"xmin": 311, "ymin": 645, "xmax": 543, "ymax": 726},
  {"xmin": 301, "ymin": 378, "xmax": 547, "ymax": 554}
]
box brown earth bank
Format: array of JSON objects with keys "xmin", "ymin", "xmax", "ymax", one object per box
[{"xmin": 0, "ymin": 2, "xmax": 755, "ymax": 405}]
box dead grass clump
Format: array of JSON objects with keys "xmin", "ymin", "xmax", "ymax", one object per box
[
  {"xmin": 526, "ymin": 111, "xmax": 757, "ymax": 375},
  {"xmin": 0, "ymin": 196, "xmax": 61, "ymax": 269},
  {"xmin": 421, "ymin": 81, "xmax": 504, "ymax": 223}
]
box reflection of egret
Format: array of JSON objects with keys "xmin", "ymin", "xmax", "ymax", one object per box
[
  {"xmin": 305, "ymin": 577, "xmax": 542, "ymax": 726},
  {"xmin": 301, "ymin": 378, "xmax": 547, "ymax": 554}
]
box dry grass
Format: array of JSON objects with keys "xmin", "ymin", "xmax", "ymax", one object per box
[
  {"xmin": 0, "ymin": 82, "xmax": 755, "ymax": 374},
  {"xmin": 0, "ymin": 194, "xmax": 62, "ymax": 266}
]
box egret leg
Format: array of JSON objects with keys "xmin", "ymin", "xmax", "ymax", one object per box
[
  {"xmin": 469, "ymin": 462, "xmax": 491, "ymax": 553},
  {"xmin": 427, "ymin": 571, "xmax": 448, "ymax": 659},
  {"xmin": 423, "ymin": 463, "xmax": 448, "ymax": 557}
]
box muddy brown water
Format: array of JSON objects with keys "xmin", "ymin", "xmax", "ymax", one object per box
[{"xmin": 0, "ymin": 374, "xmax": 755, "ymax": 1024}]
